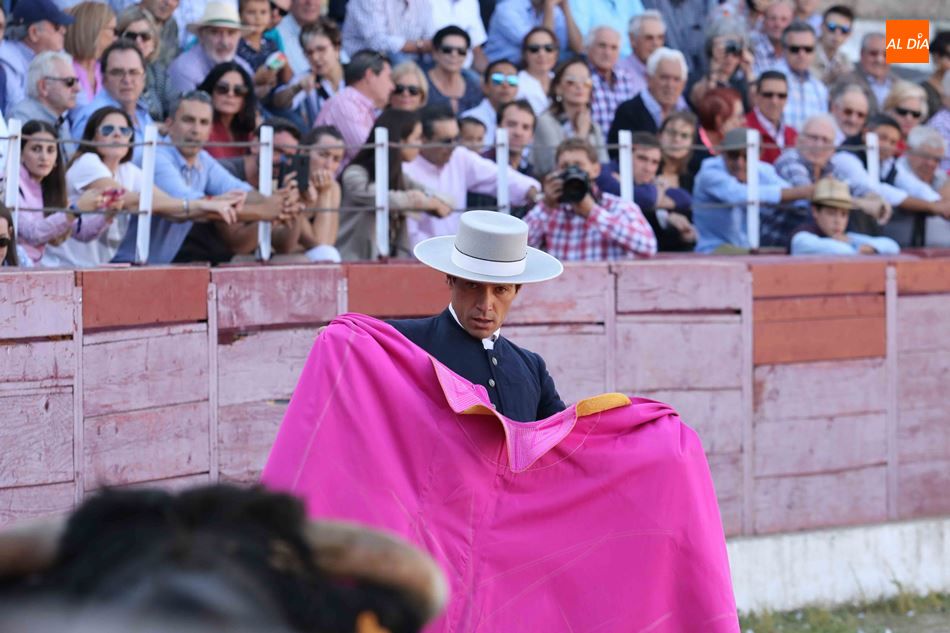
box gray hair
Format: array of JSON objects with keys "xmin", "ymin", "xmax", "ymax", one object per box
[
  {"xmin": 705, "ymin": 16, "xmax": 748, "ymax": 58},
  {"xmin": 645, "ymin": 46, "xmax": 687, "ymax": 79},
  {"xmin": 907, "ymin": 125, "xmax": 947, "ymax": 154},
  {"xmin": 586, "ymin": 25, "xmax": 621, "ymax": 48},
  {"xmin": 803, "ymin": 113, "xmax": 840, "ymax": 137},
  {"xmin": 861, "ymin": 32, "xmax": 885, "ymax": 51},
  {"xmin": 781, "ymin": 20, "xmax": 817, "ymax": 48},
  {"xmin": 628, "ymin": 10, "xmax": 665, "ymax": 37},
  {"xmin": 831, "ymin": 83, "xmax": 869, "ymax": 107},
  {"xmin": 26, "ymin": 51, "xmax": 75, "ymax": 100}
]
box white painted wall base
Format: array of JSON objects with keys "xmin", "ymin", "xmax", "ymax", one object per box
[{"xmin": 728, "ymin": 518, "xmax": 950, "ymax": 614}]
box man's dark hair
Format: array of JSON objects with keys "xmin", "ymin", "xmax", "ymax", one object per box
[
  {"xmin": 258, "ymin": 117, "xmax": 302, "ymax": 140},
  {"xmin": 300, "ymin": 16, "xmax": 342, "ymax": 50},
  {"xmin": 755, "ymin": 69, "xmax": 788, "ymax": 91},
  {"xmin": 865, "ymin": 113, "xmax": 901, "ymax": 135},
  {"xmin": 459, "ymin": 116, "xmax": 486, "ymax": 131},
  {"xmin": 497, "ymin": 99, "xmax": 536, "ymax": 126},
  {"xmin": 432, "ymin": 25, "xmax": 470, "ymax": 50},
  {"xmin": 344, "ymin": 49, "xmax": 390, "ymax": 86},
  {"xmin": 781, "ymin": 20, "xmax": 816, "ymax": 47},
  {"xmin": 168, "ymin": 89, "xmax": 213, "ymax": 120},
  {"xmin": 100, "ymin": 39, "xmax": 146, "ymax": 74},
  {"xmin": 419, "ymin": 103, "xmax": 457, "ymax": 139},
  {"xmin": 631, "ymin": 132, "xmax": 661, "ymax": 150},
  {"xmin": 554, "ymin": 137, "xmax": 598, "ymax": 163},
  {"xmin": 932, "ymin": 31, "xmax": 950, "ymax": 58},
  {"xmin": 822, "ymin": 4, "xmax": 855, "ymax": 22},
  {"xmin": 483, "ymin": 58, "xmax": 517, "ymax": 83},
  {"xmin": 303, "ymin": 125, "xmax": 344, "ymax": 145}
]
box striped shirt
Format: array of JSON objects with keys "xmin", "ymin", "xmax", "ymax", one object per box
[
  {"xmin": 590, "ymin": 65, "xmax": 637, "ymax": 144},
  {"xmin": 341, "ymin": 0, "xmax": 434, "ymax": 56},
  {"xmin": 770, "ymin": 59, "xmax": 829, "ymax": 132}
]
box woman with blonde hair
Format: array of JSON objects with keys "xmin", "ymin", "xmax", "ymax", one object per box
[
  {"xmin": 389, "ymin": 61, "xmax": 428, "ymax": 111},
  {"xmin": 883, "ymin": 80, "xmax": 929, "ymax": 139},
  {"xmin": 116, "ymin": 5, "xmax": 169, "ymax": 121},
  {"xmin": 64, "ymin": 2, "xmax": 117, "ymax": 108}
]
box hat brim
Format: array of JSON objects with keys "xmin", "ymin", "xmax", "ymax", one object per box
[
  {"xmin": 186, "ymin": 21, "xmax": 254, "ymax": 34},
  {"xmin": 813, "ymin": 199, "xmax": 853, "ymax": 210},
  {"xmin": 414, "ymin": 236, "xmax": 563, "ymax": 284}
]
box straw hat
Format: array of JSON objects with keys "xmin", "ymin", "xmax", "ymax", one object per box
[
  {"xmin": 414, "ymin": 211, "xmax": 563, "ymax": 284},
  {"xmin": 812, "ymin": 177, "xmax": 853, "ymax": 210},
  {"xmin": 186, "ymin": 2, "xmax": 253, "ymax": 34}
]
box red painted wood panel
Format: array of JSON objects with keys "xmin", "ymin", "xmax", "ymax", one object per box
[
  {"xmin": 0, "ymin": 340, "xmax": 74, "ymax": 384},
  {"xmin": 0, "ymin": 389, "xmax": 73, "ymax": 487},
  {"xmin": 754, "ymin": 413, "xmax": 886, "ymax": 478},
  {"xmin": 708, "ymin": 452, "xmax": 743, "ymax": 537},
  {"xmin": 897, "ymin": 295, "xmax": 950, "ymax": 353},
  {"xmin": 751, "ymin": 260, "xmax": 886, "ymax": 298},
  {"xmin": 753, "ymin": 316, "xmax": 886, "ymax": 365},
  {"xmin": 507, "ymin": 263, "xmax": 610, "ymax": 324},
  {"xmin": 503, "ymin": 325, "xmax": 606, "ymax": 405},
  {"xmin": 753, "ymin": 465, "xmax": 888, "ymax": 534},
  {"xmin": 345, "ymin": 263, "xmax": 447, "ymax": 317},
  {"xmin": 753, "ymin": 359, "xmax": 887, "ymax": 422},
  {"xmin": 616, "ymin": 316, "xmax": 743, "ymax": 391},
  {"xmin": 217, "ymin": 328, "xmax": 315, "ymax": 406},
  {"xmin": 898, "ymin": 459, "xmax": 950, "ymax": 519},
  {"xmin": 79, "ymin": 267, "xmax": 208, "ymax": 329},
  {"xmin": 896, "ymin": 259, "xmax": 950, "ymax": 294},
  {"xmin": 614, "ymin": 260, "xmax": 748, "ymax": 313},
  {"xmin": 84, "ymin": 401, "xmax": 210, "ymax": 490},
  {"xmin": 754, "ymin": 295, "xmax": 885, "ymax": 322},
  {"xmin": 83, "ymin": 329, "xmax": 209, "ymax": 417},
  {"xmin": 218, "ymin": 400, "xmax": 286, "ymax": 483},
  {"xmin": 0, "ymin": 270, "xmax": 74, "ymax": 339},
  {"xmin": 639, "ymin": 389, "xmax": 743, "ymax": 455},
  {"xmin": 0, "ymin": 482, "xmax": 75, "ymax": 527},
  {"xmin": 213, "ymin": 265, "xmax": 341, "ymax": 330}
]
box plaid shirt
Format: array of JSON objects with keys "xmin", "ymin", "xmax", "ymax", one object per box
[
  {"xmin": 751, "ymin": 30, "xmax": 782, "ymax": 78},
  {"xmin": 590, "ymin": 64, "xmax": 637, "ymax": 144},
  {"xmin": 770, "ymin": 59, "xmax": 829, "ymax": 132},
  {"xmin": 524, "ymin": 192, "xmax": 657, "ymax": 260}
]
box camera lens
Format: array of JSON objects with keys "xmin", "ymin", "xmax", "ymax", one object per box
[{"xmin": 558, "ymin": 165, "xmax": 590, "ymax": 204}]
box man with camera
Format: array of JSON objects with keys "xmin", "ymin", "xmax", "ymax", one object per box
[{"xmin": 524, "ymin": 137, "xmax": 657, "ymax": 260}]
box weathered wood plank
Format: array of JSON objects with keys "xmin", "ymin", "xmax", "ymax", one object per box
[
  {"xmin": 217, "ymin": 328, "xmax": 316, "ymax": 406},
  {"xmin": 345, "ymin": 263, "xmax": 447, "ymax": 318},
  {"xmin": 754, "ymin": 295, "xmax": 885, "ymax": 323},
  {"xmin": 754, "ymin": 413, "xmax": 887, "ymax": 478},
  {"xmin": 897, "ymin": 350, "xmax": 949, "ymax": 405},
  {"xmin": 708, "ymin": 452, "xmax": 743, "ymax": 537},
  {"xmin": 614, "ymin": 260, "xmax": 748, "ymax": 313},
  {"xmin": 897, "ymin": 295, "xmax": 950, "ymax": 352},
  {"xmin": 753, "ymin": 359, "xmax": 887, "ymax": 422},
  {"xmin": 507, "ymin": 263, "xmax": 610, "ymax": 324},
  {"xmin": 753, "ymin": 316, "xmax": 885, "ymax": 365},
  {"xmin": 0, "ymin": 389, "xmax": 73, "ymax": 487},
  {"xmin": 0, "ymin": 270, "xmax": 74, "ymax": 339},
  {"xmin": 80, "ymin": 267, "xmax": 208, "ymax": 329},
  {"xmin": 83, "ymin": 322, "xmax": 207, "ymax": 345},
  {"xmin": 84, "ymin": 401, "xmax": 210, "ymax": 490},
  {"xmin": 638, "ymin": 389, "xmax": 743, "ymax": 455},
  {"xmin": 0, "ymin": 482, "xmax": 75, "ymax": 527},
  {"xmin": 213, "ymin": 266, "xmax": 340, "ymax": 330},
  {"xmin": 753, "ymin": 465, "xmax": 888, "ymax": 534},
  {"xmin": 898, "ymin": 460, "xmax": 950, "ymax": 519},
  {"xmin": 218, "ymin": 400, "xmax": 286, "ymax": 484},
  {"xmin": 107, "ymin": 473, "xmax": 211, "ymax": 492},
  {"xmin": 615, "ymin": 316, "xmax": 743, "ymax": 391},
  {"xmin": 751, "ymin": 260, "xmax": 886, "ymax": 298},
  {"xmin": 503, "ymin": 325, "xmax": 606, "ymax": 405},
  {"xmin": 898, "ymin": 405, "xmax": 950, "ymax": 465},
  {"xmin": 897, "ymin": 259, "xmax": 950, "ymax": 294},
  {"xmin": 0, "ymin": 340, "xmax": 74, "ymax": 383},
  {"xmin": 83, "ymin": 331, "xmax": 209, "ymax": 417}
]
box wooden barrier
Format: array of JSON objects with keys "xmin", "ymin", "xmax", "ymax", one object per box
[{"xmin": 1, "ymin": 255, "xmax": 949, "ymax": 541}]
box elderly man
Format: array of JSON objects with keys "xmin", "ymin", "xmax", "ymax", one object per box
[
  {"xmin": 834, "ymin": 33, "xmax": 898, "ymax": 112},
  {"xmin": 71, "ymin": 41, "xmax": 155, "ymax": 164},
  {"xmin": 618, "ymin": 10, "xmax": 665, "ymax": 93},
  {"xmin": 893, "ymin": 126, "xmax": 950, "ymax": 246},
  {"xmin": 341, "ymin": 0, "xmax": 434, "ymax": 61},
  {"xmin": 140, "ymin": 0, "xmax": 181, "ymax": 67},
  {"xmin": 568, "ymin": 0, "xmax": 645, "ymax": 58},
  {"xmin": 460, "ymin": 60, "xmax": 520, "ymax": 146},
  {"xmin": 587, "ymin": 26, "xmax": 637, "ymax": 143},
  {"xmin": 315, "ymin": 49, "xmax": 394, "ymax": 171},
  {"xmin": 11, "ymin": 51, "xmax": 80, "ymax": 146},
  {"xmin": 167, "ymin": 3, "xmax": 254, "ymax": 95},
  {"xmin": 745, "ymin": 70, "xmax": 797, "ymax": 164},
  {"xmin": 750, "ymin": 0, "xmax": 793, "ymax": 77},
  {"xmin": 813, "ymin": 4, "xmax": 854, "ymax": 85},
  {"xmin": 830, "ymin": 83, "xmax": 869, "ymax": 145},
  {"xmin": 770, "ymin": 22, "xmax": 828, "ymax": 132},
  {"xmin": 693, "ymin": 127, "xmax": 815, "ymax": 253},
  {"xmin": 0, "ymin": 0, "xmax": 74, "ymax": 114},
  {"xmin": 607, "ymin": 47, "xmax": 688, "ymax": 149},
  {"xmin": 277, "ymin": 0, "xmax": 323, "ymax": 75}
]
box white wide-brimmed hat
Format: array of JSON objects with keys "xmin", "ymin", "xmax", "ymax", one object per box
[
  {"xmin": 186, "ymin": 2, "xmax": 253, "ymax": 34},
  {"xmin": 414, "ymin": 210, "xmax": 563, "ymax": 284}
]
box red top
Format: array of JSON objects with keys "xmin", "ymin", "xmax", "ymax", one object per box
[
  {"xmin": 206, "ymin": 120, "xmax": 250, "ymax": 159},
  {"xmin": 745, "ymin": 110, "xmax": 798, "ymax": 164}
]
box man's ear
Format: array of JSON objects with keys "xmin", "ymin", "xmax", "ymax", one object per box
[{"xmin": 588, "ymin": 161, "xmax": 602, "ymax": 180}]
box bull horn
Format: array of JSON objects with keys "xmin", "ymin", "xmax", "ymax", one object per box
[
  {"xmin": 0, "ymin": 515, "xmax": 67, "ymax": 579},
  {"xmin": 303, "ymin": 520, "xmax": 449, "ymax": 623}
]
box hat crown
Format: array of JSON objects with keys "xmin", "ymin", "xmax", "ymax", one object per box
[
  {"xmin": 194, "ymin": 2, "xmax": 243, "ymax": 26},
  {"xmin": 719, "ymin": 127, "xmax": 751, "ymax": 152},
  {"xmin": 454, "ymin": 211, "xmax": 528, "ymax": 264},
  {"xmin": 812, "ymin": 177, "xmax": 852, "ymax": 208}
]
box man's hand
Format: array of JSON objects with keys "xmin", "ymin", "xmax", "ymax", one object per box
[
  {"xmin": 668, "ymin": 211, "xmax": 697, "ymax": 242},
  {"xmin": 858, "ymin": 243, "xmax": 876, "ymax": 254},
  {"xmin": 197, "ymin": 198, "xmax": 239, "ymax": 224},
  {"xmin": 932, "ymin": 198, "xmax": 950, "ymax": 219},
  {"xmin": 541, "ymin": 173, "xmax": 563, "ymax": 208},
  {"xmin": 214, "ymin": 190, "xmax": 247, "ymax": 215},
  {"xmin": 574, "ymin": 194, "xmax": 596, "ymax": 217}
]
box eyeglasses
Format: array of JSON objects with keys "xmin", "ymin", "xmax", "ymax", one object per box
[
  {"xmin": 894, "ymin": 106, "xmax": 923, "ymax": 119},
  {"xmin": 439, "ymin": 45, "xmax": 468, "ymax": 56},
  {"xmin": 841, "ymin": 107, "xmax": 867, "ymax": 119},
  {"xmin": 526, "ymin": 43, "xmax": 556, "ymax": 53},
  {"xmin": 122, "ymin": 30, "xmax": 153, "ymax": 43},
  {"xmin": 99, "ymin": 124, "xmax": 134, "ymax": 137},
  {"xmin": 825, "ymin": 21, "xmax": 851, "ymax": 34},
  {"xmin": 269, "ymin": 0, "xmax": 288, "ymax": 17},
  {"xmin": 433, "ymin": 135, "xmax": 460, "ymax": 145},
  {"xmin": 490, "ymin": 73, "xmax": 518, "ymax": 86},
  {"xmin": 214, "ymin": 82, "xmax": 249, "ymax": 97},
  {"xmin": 106, "ymin": 68, "xmax": 144, "ymax": 79},
  {"xmin": 787, "ymin": 45, "xmax": 815, "ymax": 54},
  {"xmin": 0, "ymin": 237, "xmax": 10, "ymax": 248},
  {"xmin": 759, "ymin": 91, "xmax": 787, "ymax": 99},
  {"xmin": 394, "ymin": 83, "xmax": 421, "ymax": 96},
  {"xmin": 44, "ymin": 76, "xmax": 79, "ymax": 87}
]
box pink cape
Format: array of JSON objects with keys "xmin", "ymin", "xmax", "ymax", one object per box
[{"xmin": 262, "ymin": 314, "xmax": 739, "ymax": 632}]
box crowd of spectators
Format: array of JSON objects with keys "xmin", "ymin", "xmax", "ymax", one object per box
[{"xmin": 0, "ymin": 0, "xmax": 948, "ymax": 268}]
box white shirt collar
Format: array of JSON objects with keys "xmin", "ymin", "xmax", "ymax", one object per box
[{"xmin": 448, "ymin": 304, "xmax": 500, "ymax": 350}]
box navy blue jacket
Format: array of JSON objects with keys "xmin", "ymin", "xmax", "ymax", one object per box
[{"xmin": 388, "ymin": 310, "xmax": 565, "ymax": 422}]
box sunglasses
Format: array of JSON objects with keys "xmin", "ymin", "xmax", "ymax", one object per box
[
  {"xmin": 894, "ymin": 106, "xmax": 922, "ymax": 119},
  {"xmin": 269, "ymin": 0, "xmax": 288, "ymax": 17},
  {"xmin": 44, "ymin": 76, "xmax": 79, "ymax": 87},
  {"xmin": 759, "ymin": 91, "xmax": 787, "ymax": 99},
  {"xmin": 122, "ymin": 30, "xmax": 153, "ymax": 43},
  {"xmin": 0, "ymin": 237, "xmax": 10, "ymax": 248},
  {"xmin": 787, "ymin": 45, "xmax": 815, "ymax": 54},
  {"xmin": 825, "ymin": 21, "xmax": 851, "ymax": 34},
  {"xmin": 563, "ymin": 75, "xmax": 592, "ymax": 87},
  {"xmin": 394, "ymin": 83, "xmax": 421, "ymax": 96},
  {"xmin": 214, "ymin": 82, "xmax": 249, "ymax": 97},
  {"xmin": 99, "ymin": 124, "xmax": 134, "ymax": 137},
  {"xmin": 526, "ymin": 43, "xmax": 556, "ymax": 53},
  {"xmin": 439, "ymin": 45, "xmax": 468, "ymax": 56},
  {"xmin": 490, "ymin": 72, "xmax": 518, "ymax": 86}
]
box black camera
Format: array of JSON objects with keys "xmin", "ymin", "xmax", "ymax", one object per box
[
  {"xmin": 724, "ymin": 40, "xmax": 743, "ymax": 56},
  {"xmin": 558, "ymin": 165, "xmax": 590, "ymax": 204}
]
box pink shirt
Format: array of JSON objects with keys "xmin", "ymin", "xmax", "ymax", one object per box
[
  {"xmin": 314, "ymin": 86, "xmax": 377, "ymax": 172},
  {"xmin": 73, "ymin": 60, "xmax": 102, "ymax": 108}
]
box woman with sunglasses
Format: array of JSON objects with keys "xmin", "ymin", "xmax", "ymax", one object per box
[
  {"xmin": 198, "ymin": 62, "xmax": 259, "ymax": 159},
  {"xmin": 64, "ymin": 2, "xmax": 117, "ymax": 108},
  {"xmin": 531, "ymin": 57, "xmax": 607, "ymax": 176},
  {"xmin": 516, "ymin": 26, "xmax": 559, "ymax": 115},
  {"xmin": 389, "ymin": 61, "xmax": 429, "ymax": 111},
  {"xmin": 656, "ymin": 111, "xmax": 700, "ymax": 193},
  {"xmin": 884, "ymin": 81, "xmax": 930, "ymax": 141},
  {"xmin": 426, "ymin": 26, "xmax": 482, "ymax": 114},
  {"xmin": 117, "ymin": 5, "xmax": 171, "ymax": 122}
]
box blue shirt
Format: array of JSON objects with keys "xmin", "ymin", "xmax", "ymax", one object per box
[
  {"xmin": 484, "ymin": 0, "xmax": 572, "ymax": 66},
  {"xmin": 693, "ymin": 155, "xmax": 788, "ymax": 253},
  {"xmin": 112, "ymin": 142, "xmax": 252, "ymax": 264},
  {"xmin": 71, "ymin": 91, "xmax": 155, "ymax": 165},
  {"xmin": 791, "ymin": 231, "xmax": 900, "ymax": 255},
  {"xmin": 568, "ymin": 0, "xmax": 645, "ymax": 58}
]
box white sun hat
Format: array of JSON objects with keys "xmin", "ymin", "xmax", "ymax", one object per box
[{"xmin": 186, "ymin": 2, "xmax": 253, "ymax": 34}]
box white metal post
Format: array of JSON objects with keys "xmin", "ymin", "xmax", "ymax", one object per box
[
  {"xmin": 257, "ymin": 125, "xmax": 274, "ymax": 261},
  {"xmin": 618, "ymin": 130, "xmax": 634, "ymax": 203},
  {"xmin": 135, "ymin": 123, "xmax": 158, "ymax": 265},
  {"xmin": 494, "ymin": 128, "xmax": 510, "ymax": 214},
  {"xmin": 866, "ymin": 131, "xmax": 880, "ymax": 186},
  {"xmin": 746, "ymin": 129, "xmax": 761, "ymax": 250},
  {"xmin": 374, "ymin": 126, "xmax": 390, "ymax": 257},
  {"xmin": 4, "ymin": 119, "xmax": 21, "ymax": 235}
]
